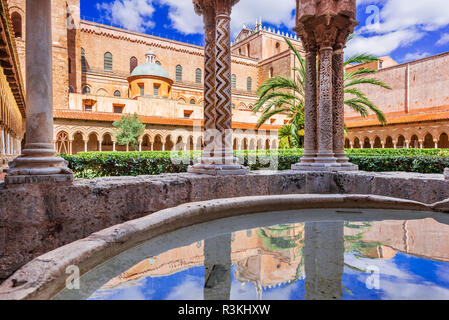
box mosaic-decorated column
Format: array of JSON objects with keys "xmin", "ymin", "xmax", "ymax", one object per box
[
  {"xmin": 189, "ymin": 0, "xmax": 248, "ymax": 175},
  {"xmin": 201, "ymin": 5, "xmax": 217, "ymax": 160},
  {"xmin": 292, "ymin": 0, "xmax": 358, "ymax": 172},
  {"xmin": 316, "ymin": 44, "xmax": 337, "ymax": 164},
  {"xmin": 294, "ymin": 31, "xmax": 318, "ymax": 167},
  {"xmin": 6, "ymin": 0, "xmax": 73, "ymax": 184}
]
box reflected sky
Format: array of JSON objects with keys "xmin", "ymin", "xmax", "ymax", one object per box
[{"xmin": 89, "ymin": 219, "xmax": 449, "ymax": 300}]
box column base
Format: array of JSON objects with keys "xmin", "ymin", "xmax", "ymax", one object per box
[
  {"xmin": 5, "ymin": 153, "xmax": 74, "ymax": 185},
  {"xmin": 292, "ymin": 162, "xmax": 358, "ymax": 172},
  {"xmin": 188, "ymin": 157, "xmax": 249, "ymax": 176},
  {"xmin": 5, "ymin": 173, "xmax": 74, "ymax": 185}
]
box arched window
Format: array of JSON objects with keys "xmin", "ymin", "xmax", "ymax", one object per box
[
  {"xmin": 195, "ymin": 68, "xmax": 202, "ymax": 84},
  {"xmin": 130, "ymin": 56, "xmax": 138, "ymax": 73},
  {"xmin": 56, "ymin": 131, "xmax": 70, "ymax": 154},
  {"xmin": 247, "ymin": 77, "xmax": 252, "ymax": 92},
  {"xmin": 269, "ymin": 67, "xmax": 274, "ymax": 78},
  {"xmin": 176, "ymin": 65, "xmax": 183, "ymax": 82},
  {"xmin": 247, "ymin": 43, "xmax": 250, "ymax": 57},
  {"xmin": 190, "ymin": 99, "xmax": 196, "ymax": 105},
  {"xmin": 83, "ymin": 86, "xmax": 91, "ymax": 94},
  {"xmin": 156, "ymin": 61, "xmax": 161, "ymax": 66},
  {"xmin": 11, "ymin": 12, "xmax": 22, "ymax": 39},
  {"xmin": 231, "ymin": 74, "xmax": 236, "ymax": 89},
  {"xmin": 114, "ymin": 90, "xmax": 121, "ymax": 97},
  {"xmin": 68, "ymin": 58, "xmax": 72, "ymax": 74},
  {"xmin": 81, "ymin": 48, "xmax": 86, "ymax": 72},
  {"xmin": 275, "ymin": 42, "xmax": 280, "ymax": 54},
  {"xmin": 104, "ymin": 52, "xmax": 113, "ymax": 72}
]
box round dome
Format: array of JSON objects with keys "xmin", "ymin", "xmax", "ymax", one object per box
[{"xmin": 130, "ymin": 62, "xmax": 171, "ymax": 79}]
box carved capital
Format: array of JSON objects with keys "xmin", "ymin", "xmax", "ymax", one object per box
[{"xmin": 314, "ymin": 21, "xmax": 338, "ymax": 49}]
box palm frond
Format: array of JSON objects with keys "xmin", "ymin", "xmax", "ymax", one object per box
[{"xmin": 344, "ymin": 54, "xmax": 379, "ymax": 66}]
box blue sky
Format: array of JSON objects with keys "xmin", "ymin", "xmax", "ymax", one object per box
[{"xmin": 80, "ymin": 0, "xmax": 449, "ymax": 63}]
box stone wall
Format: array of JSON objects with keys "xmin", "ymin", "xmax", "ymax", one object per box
[{"xmin": 1, "ymin": 171, "xmax": 449, "ymax": 281}]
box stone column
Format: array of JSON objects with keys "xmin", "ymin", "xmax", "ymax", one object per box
[
  {"xmin": 112, "ymin": 141, "xmax": 116, "ymax": 152},
  {"xmin": 69, "ymin": 141, "xmax": 73, "ymax": 155},
  {"xmin": 434, "ymin": 140, "xmax": 438, "ymax": 149},
  {"xmin": 138, "ymin": 140, "xmax": 142, "ymax": 152},
  {"xmin": 6, "ymin": 0, "xmax": 73, "ymax": 184},
  {"xmin": 188, "ymin": 0, "xmax": 247, "ymax": 175},
  {"xmin": 84, "ymin": 141, "xmax": 87, "ymax": 153},
  {"xmin": 6, "ymin": 131, "xmax": 10, "ymax": 155},
  {"xmin": 126, "ymin": 144, "xmax": 129, "ymax": 152},
  {"xmin": 99, "ymin": 140, "xmax": 102, "ymax": 152},
  {"xmin": 0, "ymin": 126, "xmax": 4, "ymax": 155},
  {"xmin": 297, "ymin": 48, "xmax": 317, "ymax": 164},
  {"xmin": 315, "ymin": 46, "xmax": 337, "ymax": 164},
  {"xmin": 332, "ymin": 46, "xmax": 351, "ymax": 164},
  {"xmin": 292, "ymin": 1, "xmax": 357, "ymax": 172}
]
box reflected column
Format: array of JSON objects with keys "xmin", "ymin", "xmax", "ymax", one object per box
[
  {"xmin": 203, "ymin": 234, "xmax": 232, "ymax": 300},
  {"xmin": 304, "ymin": 221, "xmax": 344, "ymax": 300}
]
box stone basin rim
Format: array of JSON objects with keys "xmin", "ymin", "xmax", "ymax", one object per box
[{"xmin": 0, "ymin": 193, "xmax": 447, "ymax": 301}]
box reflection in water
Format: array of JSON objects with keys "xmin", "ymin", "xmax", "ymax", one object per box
[
  {"xmin": 90, "ymin": 218, "xmax": 449, "ymax": 300},
  {"xmin": 204, "ymin": 235, "xmax": 232, "ymax": 300},
  {"xmin": 304, "ymin": 222, "xmax": 344, "ymax": 300}
]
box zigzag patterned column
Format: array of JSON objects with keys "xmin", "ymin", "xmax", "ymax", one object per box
[
  {"xmin": 214, "ymin": 7, "xmax": 233, "ymax": 163},
  {"xmin": 201, "ymin": 5, "xmax": 217, "ymax": 162},
  {"xmin": 189, "ymin": 0, "xmax": 248, "ymax": 175}
]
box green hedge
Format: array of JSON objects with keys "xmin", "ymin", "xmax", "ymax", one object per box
[{"xmin": 60, "ymin": 149, "xmax": 449, "ymax": 179}]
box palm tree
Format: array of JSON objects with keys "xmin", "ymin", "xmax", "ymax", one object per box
[{"xmin": 253, "ymin": 37, "xmax": 392, "ymax": 148}]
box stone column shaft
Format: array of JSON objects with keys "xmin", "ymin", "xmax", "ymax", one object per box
[
  {"xmin": 202, "ymin": 7, "xmax": 217, "ymax": 160},
  {"xmin": 214, "ymin": 8, "xmax": 233, "ymax": 163},
  {"xmin": 188, "ymin": 0, "xmax": 248, "ymax": 175},
  {"xmin": 315, "ymin": 47, "xmax": 337, "ymax": 163},
  {"xmin": 5, "ymin": 0, "xmax": 72, "ymax": 184},
  {"xmin": 301, "ymin": 50, "xmax": 318, "ymax": 163},
  {"xmin": 332, "ymin": 48, "xmax": 349, "ymax": 163}
]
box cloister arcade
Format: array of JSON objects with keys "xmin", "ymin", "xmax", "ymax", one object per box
[
  {"xmin": 345, "ymin": 132, "xmax": 449, "ymax": 149},
  {"xmin": 54, "ymin": 126, "xmax": 279, "ymax": 155}
]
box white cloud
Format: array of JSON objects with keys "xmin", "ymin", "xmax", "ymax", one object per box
[
  {"xmin": 230, "ymin": 0, "xmax": 296, "ymax": 37},
  {"xmin": 347, "ymin": 0, "xmax": 449, "ymax": 58},
  {"xmin": 402, "ymin": 51, "xmax": 431, "ymax": 62},
  {"xmin": 363, "ymin": 0, "xmax": 449, "ymax": 34},
  {"xmin": 345, "ymin": 29, "xmax": 425, "ymax": 57},
  {"xmin": 158, "ymin": 0, "xmax": 203, "ymax": 35},
  {"xmin": 96, "ymin": 0, "xmax": 156, "ymax": 32},
  {"xmin": 157, "ymin": 0, "xmax": 295, "ymax": 38},
  {"xmin": 96, "ymin": 0, "xmax": 295, "ymax": 38},
  {"xmin": 437, "ymin": 33, "xmax": 449, "ymax": 46}
]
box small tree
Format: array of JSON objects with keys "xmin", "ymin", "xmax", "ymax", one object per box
[{"xmin": 113, "ymin": 113, "xmax": 145, "ymax": 151}]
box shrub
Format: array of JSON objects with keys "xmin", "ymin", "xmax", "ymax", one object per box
[{"xmin": 61, "ymin": 149, "xmax": 449, "ymax": 179}]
